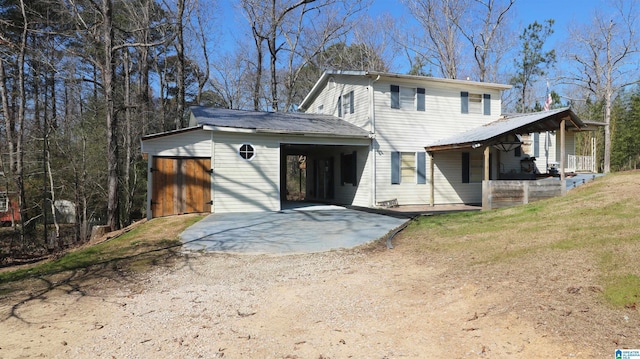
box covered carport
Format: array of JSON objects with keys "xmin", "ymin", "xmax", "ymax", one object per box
[{"xmin": 425, "ymin": 107, "xmax": 588, "ymax": 209}]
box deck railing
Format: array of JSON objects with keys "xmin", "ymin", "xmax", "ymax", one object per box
[{"xmin": 568, "ymin": 155, "xmax": 595, "ymax": 172}]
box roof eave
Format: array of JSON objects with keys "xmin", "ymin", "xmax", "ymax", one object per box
[
  {"xmin": 426, "ymin": 142, "xmax": 478, "ymax": 152},
  {"xmin": 299, "ymin": 70, "xmax": 368, "ymax": 111},
  {"xmin": 141, "ymin": 125, "xmax": 203, "ymax": 141},
  {"xmin": 255, "ymin": 128, "xmax": 371, "ymax": 139},
  {"xmin": 365, "ymin": 71, "xmax": 513, "ymax": 90}
]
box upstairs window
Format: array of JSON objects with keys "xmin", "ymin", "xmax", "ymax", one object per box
[
  {"xmin": 317, "ymin": 104, "xmax": 324, "ymax": 114},
  {"xmin": 400, "ymin": 87, "xmax": 415, "ymax": 109},
  {"xmin": 391, "ymin": 85, "xmax": 425, "ymax": 111},
  {"xmin": 338, "ymin": 91, "xmax": 354, "ymax": 117},
  {"xmin": 469, "ymin": 93, "xmax": 482, "ymax": 114},
  {"xmin": 461, "ymin": 92, "xmax": 491, "ymax": 115}
]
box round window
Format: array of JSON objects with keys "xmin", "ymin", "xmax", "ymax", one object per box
[{"xmin": 239, "ymin": 143, "xmax": 255, "ymax": 160}]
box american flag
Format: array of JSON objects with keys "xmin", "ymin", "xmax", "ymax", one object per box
[{"xmin": 544, "ymin": 82, "xmax": 552, "ymax": 111}]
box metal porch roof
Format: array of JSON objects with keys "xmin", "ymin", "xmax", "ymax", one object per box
[
  {"xmin": 425, "ymin": 107, "xmax": 585, "ymax": 152},
  {"xmin": 189, "ymin": 106, "xmax": 371, "ymax": 138}
]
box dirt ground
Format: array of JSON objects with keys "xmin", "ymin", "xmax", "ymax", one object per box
[{"xmin": 0, "ymin": 213, "xmax": 638, "ymax": 358}]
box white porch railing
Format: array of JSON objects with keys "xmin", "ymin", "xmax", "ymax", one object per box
[{"xmin": 568, "ymin": 155, "xmax": 595, "ymax": 172}]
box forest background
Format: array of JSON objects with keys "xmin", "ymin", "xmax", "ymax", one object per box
[{"xmin": 1, "ymin": 0, "xmax": 639, "ymax": 258}]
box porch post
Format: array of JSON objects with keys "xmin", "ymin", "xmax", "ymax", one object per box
[
  {"xmin": 429, "ymin": 152, "xmax": 435, "ymax": 206},
  {"xmin": 484, "ymin": 146, "xmax": 490, "ymax": 181},
  {"xmin": 482, "ymin": 146, "xmax": 490, "ymax": 210},
  {"xmin": 560, "ymin": 118, "xmax": 566, "ymax": 182}
]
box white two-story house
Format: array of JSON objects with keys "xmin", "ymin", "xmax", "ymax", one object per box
[{"xmin": 141, "ymin": 70, "xmax": 592, "ymax": 218}]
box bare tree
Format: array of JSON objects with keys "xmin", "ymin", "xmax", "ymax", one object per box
[
  {"xmin": 190, "ymin": 0, "xmax": 212, "ymax": 105},
  {"xmin": 63, "ymin": 0, "xmax": 171, "ymax": 230},
  {"xmin": 174, "ymin": 0, "xmax": 187, "ymax": 128},
  {"xmin": 240, "ymin": 0, "xmax": 268, "ymax": 110},
  {"xmin": 564, "ymin": 1, "xmax": 639, "ymax": 173},
  {"xmin": 281, "ymin": 0, "xmax": 366, "ymax": 110},
  {"xmin": 403, "ymin": 0, "xmax": 467, "ymax": 79},
  {"xmin": 210, "ymin": 51, "xmax": 252, "ymax": 109},
  {"xmin": 456, "ymin": 0, "xmax": 515, "ymax": 82},
  {"xmin": 15, "ymin": 0, "xmax": 28, "ymax": 238}
]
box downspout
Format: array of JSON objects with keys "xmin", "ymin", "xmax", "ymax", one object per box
[
  {"xmin": 370, "ymin": 75, "xmax": 381, "ymax": 207},
  {"xmin": 210, "ymin": 131, "xmax": 215, "ymax": 213}
]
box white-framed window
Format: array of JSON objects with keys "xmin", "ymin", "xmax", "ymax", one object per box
[
  {"xmin": 342, "ymin": 92, "xmax": 351, "ymax": 115},
  {"xmin": 0, "ymin": 192, "xmax": 8, "ymax": 212},
  {"xmin": 317, "ymin": 104, "xmax": 324, "ymax": 114},
  {"xmin": 238, "ymin": 143, "xmax": 255, "ymax": 161},
  {"xmin": 338, "ymin": 91, "xmax": 354, "ymax": 117}
]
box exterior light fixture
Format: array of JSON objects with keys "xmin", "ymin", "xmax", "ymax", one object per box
[{"xmin": 492, "ymin": 133, "xmax": 522, "ymax": 152}]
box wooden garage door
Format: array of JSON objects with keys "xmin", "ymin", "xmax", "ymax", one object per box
[{"xmin": 151, "ymin": 157, "xmax": 211, "ymax": 218}]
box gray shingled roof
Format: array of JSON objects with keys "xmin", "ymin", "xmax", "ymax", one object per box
[
  {"xmin": 425, "ymin": 107, "xmax": 585, "ymax": 152},
  {"xmin": 190, "ymin": 106, "xmax": 370, "ymax": 138}
]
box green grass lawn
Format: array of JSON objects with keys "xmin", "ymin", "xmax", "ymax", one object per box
[
  {"xmin": 0, "ymin": 214, "xmax": 203, "ymax": 284},
  {"xmin": 401, "ymin": 171, "xmax": 640, "ymax": 308}
]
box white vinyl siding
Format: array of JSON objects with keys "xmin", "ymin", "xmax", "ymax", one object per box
[
  {"xmin": 374, "ymin": 79, "xmax": 502, "ymax": 206},
  {"xmin": 141, "ymin": 130, "xmax": 212, "ymax": 157},
  {"xmin": 315, "ymin": 145, "xmax": 371, "ymax": 207},
  {"xmin": 213, "ymin": 133, "xmax": 280, "ymax": 213},
  {"xmin": 305, "ymin": 77, "xmax": 370, "ymax": 130},
  {"xmin": 303, "ymin": 73, "xmax": 505, "ymax": 207},
  {"xmin": 213, "ymin": 133, "xmax": 371, "ymax": 213},
  {"xmin": 433, "ymin": 151, "xmax": 483, "ymax": 204}
]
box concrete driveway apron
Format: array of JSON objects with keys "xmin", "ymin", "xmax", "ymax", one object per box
[{"xmin": 179, "ymin": 205, "xmax": 409, "ymax": 254}]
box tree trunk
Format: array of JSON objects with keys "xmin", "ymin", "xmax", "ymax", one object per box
[
  {"xmin": 16, "ymin": 0, "xmax": 28, "ymax": 243},
  {"xmin": 269, "ymin": 0, "xmax": 278, "ymax": 111},
  {"xmin": 603, "ymin": 90, "xmax": 612, "ymax": 173},
  {"xmin": 252, "ymin": 29, "xmax": 264, "ymax": 111},
  {"xmin": 0, "ymin": 60, "xmax": 15, "ymax": 174},
  {"xmin": 123, "ymin": 50, "xmax": 133, "ymax": 224},
  {"xmin": 175, "ymin": 0, "xmax": 186, "ymax": 129},
  {"xmin": 103, "ymin": 0, "xmax": 120, "ymax": 231}
]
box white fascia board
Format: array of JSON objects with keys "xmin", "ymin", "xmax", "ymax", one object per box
[
  {"xmin": 202, "ymin": 125, "xmax": 257, "ymax": 133},
  {"xmin": 255, "ymin": 128, "xmax": 371, "ymax": 140},
  {"xmin": 366, "ymin": 71, "xmax": 512, "ymax": 90}
]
